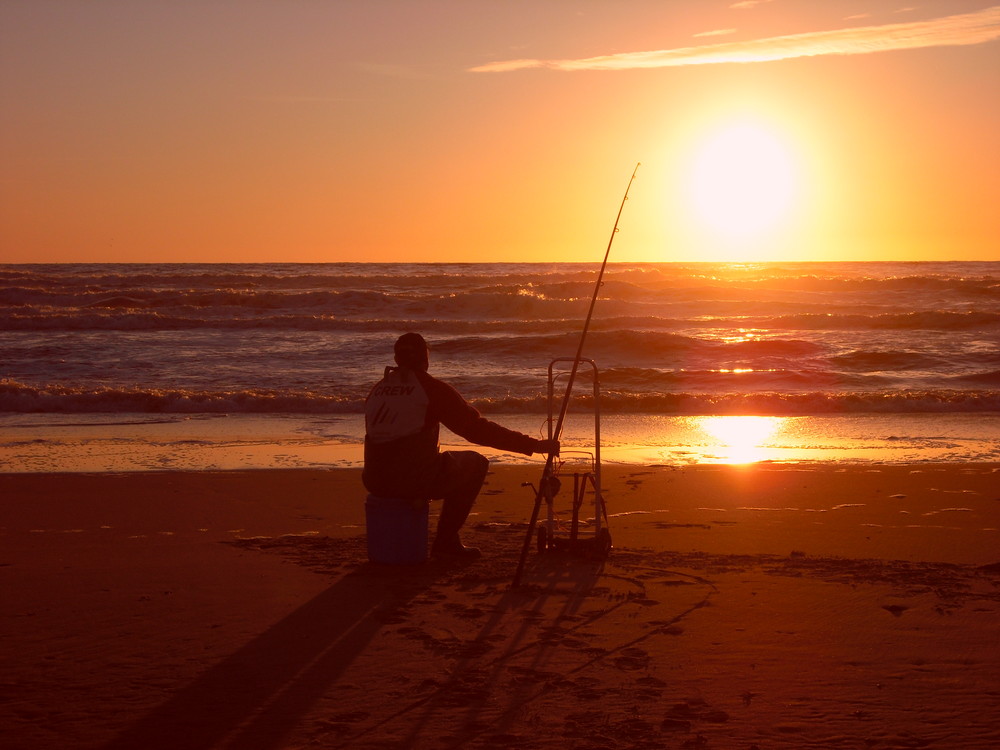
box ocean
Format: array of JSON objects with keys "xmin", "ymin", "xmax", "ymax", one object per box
[{"xmin": 2, "ymin": 261, "xmax": 999, "ymax": 470}]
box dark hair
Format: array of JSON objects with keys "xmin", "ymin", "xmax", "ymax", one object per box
[{"xmin": 393, "ymin": 332, "xmax": 428, "ymax": 369}]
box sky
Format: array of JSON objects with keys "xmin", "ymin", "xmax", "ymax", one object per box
[{"xmin": 1, "ymin": 1, "xmax": 998, "ymax": 264}]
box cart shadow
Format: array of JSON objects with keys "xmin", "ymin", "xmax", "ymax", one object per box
[{"xmin": 374, "ymin": 550, "xmax": 611, "ymax": 748}]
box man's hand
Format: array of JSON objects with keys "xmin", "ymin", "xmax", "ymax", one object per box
[{"xmin": 536, "ymin": 439, "xmax": 560, "ymax": 456}]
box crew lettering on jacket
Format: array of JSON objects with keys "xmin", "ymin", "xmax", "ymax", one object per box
[{"xmin": 365, "ymin": 368, "xmax": 430, "ymax": 445}]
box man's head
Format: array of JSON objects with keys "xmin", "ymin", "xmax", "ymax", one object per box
[{"xmin": 394, "ymin": 332, "xmax": 429, "ymax": 371}]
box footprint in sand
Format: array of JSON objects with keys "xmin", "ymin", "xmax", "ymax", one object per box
[
  {"xmin": 665, "ymin": 699, "xmax": 730, "ymax": 725},
  {"xmin": 375, "ymin": 606, "xmax": 412, "ymax": 624},
  {"xmin": 882, "ymin": 604, "xmax": 909, "ymax": 617},
  {"xmin": 319, "ymin": 710, "xmax": 370, "ymax": 734},
  {"xmin": 507, "ymin": 666, "xmax": 557, "ymax": 686},
  {"xmin": 568, "ymin": 676, "xmax": 606, "ymax": 701},
  {"xmin": 443, "ymin": 602, "xmax": 486, "ymax": 619},
  {"xmin": 613, "ymin": 647, "xmax": 650, "ymax": 671},
  {"xmin": 660, "ymin": 717, "xmax": 692, "ymax": 732}
]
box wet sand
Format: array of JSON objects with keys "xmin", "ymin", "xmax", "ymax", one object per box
[{"xmin": 2, "ymin": 464, "xmax": 999, "ymax": 749}]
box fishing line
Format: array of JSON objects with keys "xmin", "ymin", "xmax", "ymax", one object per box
[{"xmin": 512, "ymin": 163, "xmax": 640, "ymax": 588}]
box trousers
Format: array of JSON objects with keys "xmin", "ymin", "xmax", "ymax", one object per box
[{"xmin": 429, "ymin": 450, "xmax": 489, "ymax": 539}]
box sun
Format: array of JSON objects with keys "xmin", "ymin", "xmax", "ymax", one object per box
[{"xmin": 686, "ymin": 120, "xmax": 799, "ymax": 241}]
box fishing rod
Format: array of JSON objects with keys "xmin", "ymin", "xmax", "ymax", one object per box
[{"xmin": 512, "ymin": 162, "xmax": 640, "ymax": 588}]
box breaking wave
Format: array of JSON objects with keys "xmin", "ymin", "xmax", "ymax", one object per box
[
  {"xmin": 3, "ymin": 379, "xmax": 999, "ymax": 416},
  {"xmin": 2, "ymin": 261, "xmax": 998, "ymax": 420}
]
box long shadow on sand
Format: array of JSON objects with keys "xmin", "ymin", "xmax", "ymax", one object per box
[
  {"xmin": 101, "ymin": 562, "xmax": 437, "ymax": 750},
  {"xmin": 386, "ymin": 553, "xmax": 609, "ymax": 748}
]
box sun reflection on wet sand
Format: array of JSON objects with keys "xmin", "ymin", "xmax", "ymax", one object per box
[
  {"xmin": 4, "ymin": 413, "xmax": 1000, "ymax": 472},
  {"xmin": 695, "ymin": 415, "xmax": 786, "ymax": 464}
]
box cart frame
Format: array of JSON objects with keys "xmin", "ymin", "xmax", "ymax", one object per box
[{"xmin": 536, "ymin": 357, "xmax": 611, "ymax": 558}]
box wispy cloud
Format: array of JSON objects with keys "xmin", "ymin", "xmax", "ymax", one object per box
[
  {"xmin": 470, "ymin": 5, "xmax": 1000, "ymax": 73},
  {"xmin": 730, "ymin": 0, "xmax": 775, "ymax": 9},
  {"xmin": 694, "ymin": 28, "xmax": 738, "ymax": 38}
]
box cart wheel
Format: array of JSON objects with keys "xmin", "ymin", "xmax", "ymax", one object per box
[
  {"xmin": 537, "ymin": 525, "xmax": 548, "ymax": 553},
  {"xmin": 594, "ymin": 528, "xmax": 612, "ymax": 559}
]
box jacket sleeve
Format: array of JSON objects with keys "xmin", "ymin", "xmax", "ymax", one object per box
[{"xmin": 421, "ymin": 373, "xmax": 542, "ymax": 456}]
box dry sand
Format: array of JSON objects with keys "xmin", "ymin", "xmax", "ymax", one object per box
[{"xmin": 2, "ymin": 463, "xmax": 999, "ymax": 749}]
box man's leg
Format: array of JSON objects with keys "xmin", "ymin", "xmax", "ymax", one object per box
[{"xmin": 430, "ymin": 450, "xmax": 489, "ymax": 558}]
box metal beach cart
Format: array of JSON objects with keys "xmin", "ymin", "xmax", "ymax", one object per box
[{"xmin": 532, "ymin": 357, "xmax": 611, "ymax": 559}]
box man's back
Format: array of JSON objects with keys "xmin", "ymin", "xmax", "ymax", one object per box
[{"xmin": 363, "ymin": 366, "xmax": 440, "ymax": 500}]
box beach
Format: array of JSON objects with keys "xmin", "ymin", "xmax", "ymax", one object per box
[{"xmin": 3, "ymin": 463, "xmax": 999, "ymax": 749}]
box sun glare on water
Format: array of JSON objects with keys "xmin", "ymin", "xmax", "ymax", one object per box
[{"xmin": 687, "ymin": 120, "xmax": 799, "ymax": 242}]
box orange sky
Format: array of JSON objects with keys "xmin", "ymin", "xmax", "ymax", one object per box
[{"xmin": 1, "ymin": 1, "xmax": 998, "ymax": 263}]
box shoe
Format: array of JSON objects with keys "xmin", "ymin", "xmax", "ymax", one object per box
[{"xmin": 431, "ymin": 538, "xmax": 482, "ymax": 560}]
